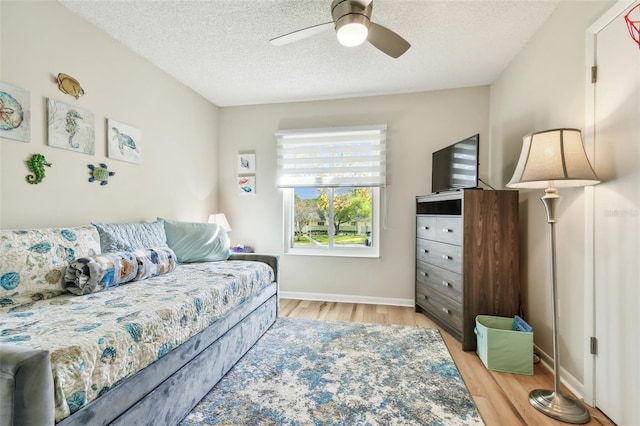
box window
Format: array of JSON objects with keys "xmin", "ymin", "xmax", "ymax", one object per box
[{"xmin": 276, "ymin": 125, "xmax": 386, "ymax": 257}]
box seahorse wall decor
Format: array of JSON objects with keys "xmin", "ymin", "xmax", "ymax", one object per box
[{"xmin": 25, "ymin": 154, "xmax": 52, "ymax": 184}]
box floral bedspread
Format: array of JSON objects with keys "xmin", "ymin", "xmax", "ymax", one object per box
[{"xmin": 0, "ymin": 260, "xmax": 274, "ymax": 422}]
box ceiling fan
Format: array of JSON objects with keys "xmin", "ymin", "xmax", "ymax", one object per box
[{"xmin": 269, "ymin": 0, "xmax": 410, "ymax": 58}]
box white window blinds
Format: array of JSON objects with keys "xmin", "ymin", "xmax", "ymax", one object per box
[{"xmin": 276, "ymin": 124, "xmax": 387, "ymax": 188}]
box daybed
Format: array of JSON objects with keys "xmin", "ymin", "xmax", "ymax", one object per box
[{"xmin": 0, "ymin": 220, "xmax": 279, "ymax": 426}]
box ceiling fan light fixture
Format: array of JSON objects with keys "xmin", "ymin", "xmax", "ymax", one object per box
[
  {"xmin": 335, "ymin": 14, "xmax": 369, "ymax": 47},
  {"xmin": 271, "ymin": 0, "xmax": 410, "ymax": 58}
]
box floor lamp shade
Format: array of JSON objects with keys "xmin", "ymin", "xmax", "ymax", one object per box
[
  {"xmin": 508, "ymin": 128, "xmax": 599, "ymax": 188},
  {"xmin": 507, "ymin": 128, "xmax": 598, "ymax": 424}
]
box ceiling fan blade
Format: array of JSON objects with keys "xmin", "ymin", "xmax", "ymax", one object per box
[
  {"xmin": 367, "ymin": 22, "xmax": 410, "ymax": 58},
  {"xmin": 270, "ymin": 22, "xmax": 333, "ymax": 46}
]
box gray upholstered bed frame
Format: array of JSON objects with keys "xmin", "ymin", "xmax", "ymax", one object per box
[{"xmin": 0, "ymin": 254, "xmax": 279, "ymax": 426}]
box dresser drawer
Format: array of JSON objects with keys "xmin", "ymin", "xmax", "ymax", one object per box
[
  {"xmin": 416, "ymin": 216, "xmax": 436, "ymax": 240},
  {"xmin": 416, "ymin": 282, "xmax": 463, "ymax": 331},
  {"xmin": 415, "ymin": 239, "xmax": 462, "ymax": 274},
  {"xmin": 436, "ymin": 217, "xmax": 462, "ymax": 245},
  {"xmin": 416, "ymin": 260, "xmax": 463, "ymax": 303}
]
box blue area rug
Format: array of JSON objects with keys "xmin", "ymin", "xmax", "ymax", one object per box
[{"xmin": 180, "ymin": 317, "xmax": 483, "ymax": 425}]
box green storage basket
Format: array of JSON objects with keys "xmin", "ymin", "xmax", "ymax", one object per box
[{"xmin": 474, "ymin": 315, "xmax": 533, "ymax": 375}]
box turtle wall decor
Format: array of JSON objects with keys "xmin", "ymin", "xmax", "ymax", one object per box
[{"xmin": 88, "ymin": 163, "xmax": 115, "ymax": 186}]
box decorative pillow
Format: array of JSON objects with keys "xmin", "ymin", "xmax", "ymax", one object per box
[
  {"xmin": 159, "ymin": 218, "xmax": 231, "ymax": 263},
  {"xmin": 0, "ymin": 225, "xmax": 101, "ymax": 306},
  {"xmin": 65, "ymin": 251, "xmax": 138, "ymax": 295},
  {"xmin": 134, "ymin": 247, "xmax": 177, "ymax": 280},
  {"xmin": 92, "ymin": 220, "xmax": 167, "ymax": 253}
]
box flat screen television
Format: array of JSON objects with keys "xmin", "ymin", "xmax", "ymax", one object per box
[{"xmin": 431, "ymin": 134, "xmax": 479, "ymax": 193}]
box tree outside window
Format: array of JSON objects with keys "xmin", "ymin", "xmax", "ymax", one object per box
[{"xmin": 293, "ymin": 187, "xmax": 372, "ymax": 248}]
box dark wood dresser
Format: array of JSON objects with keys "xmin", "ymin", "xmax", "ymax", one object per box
[{"xmin": 415, "ymin": 189, "xmax": 520, "ymax": 351}]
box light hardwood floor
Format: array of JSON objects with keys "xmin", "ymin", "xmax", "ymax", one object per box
[{"xmin": 279, "ymin": 299, "xmax": 615, "ymax": 426}]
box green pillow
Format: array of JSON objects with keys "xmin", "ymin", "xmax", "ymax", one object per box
[{"xmin": 159, "ymin": 218, "xmax": 231, "ymax": 263}]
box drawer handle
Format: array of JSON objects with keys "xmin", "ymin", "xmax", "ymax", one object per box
[
  {"xmin": 423, "ymin": 249, "xmax": 429, "ymax": 254},
  {"xmin": 442, "ymin": 228, "xmax": 453, "ymax": 233},
  {"xmin": 442, "ymin": 307, "xmax": 451, "ymax": 314},
  {"xmin": 421, "ymin": 271, "xmax": 428, "ymax": 277},
  {"xmin": 420, "ymin": 226, "xmax": 430, "ymax": 230},
  {"xmin": 442, "ymin": 255, "xmax": 451, "ymax": 260},
  {"xmin": 442, "ymin": 281, "xmax": 450, "ymax": 287}
]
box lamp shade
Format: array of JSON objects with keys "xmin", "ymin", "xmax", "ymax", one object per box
[
  {"xmin": 507, "ymin": 128, "xmax": 600, "ymax": 189},
  {"xmin": 208, "ymin": 213, "xmax": 231, "ymax": 232}
]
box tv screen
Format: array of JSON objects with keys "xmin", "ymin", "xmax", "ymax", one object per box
[{"xmin": 431, "ymin": 134, "xmax": 479, "ymax": 193}]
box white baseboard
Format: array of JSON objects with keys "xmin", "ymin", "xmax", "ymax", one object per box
[
  {"xmin": 280, "ymin": 291, "xmax": 414, "ymax": 307},
  {"xmin": 534, "ymin": 344, "xmax": 587, "ymax": 403}
]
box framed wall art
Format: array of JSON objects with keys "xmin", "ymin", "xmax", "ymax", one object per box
[
  {"xmin": 238, "ymin": 175, "xmax": 255, "ymax": 195},
  {"xmin": 0, "ymin": 82, "xmax": 30, "ymax": 142},
  {"xmin": 107, "ymin": 118, "xmax": 141, "ymax": 164},
  {"xmin": 47, "ymin": 98, "xmax": 95, "ymax": 154},
  {"xmin": 237, "ymin": 153, "xmax": 256, "ymax": 174}
]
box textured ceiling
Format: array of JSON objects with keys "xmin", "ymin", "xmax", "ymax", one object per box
[{"xmin": 59, "ymin": 0, "xmax": 560, "ymax": 107}]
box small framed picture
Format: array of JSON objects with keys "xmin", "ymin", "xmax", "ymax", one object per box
[
  {"xmin": 237, "ymin": 153, "xmax": 256, "ymax": 174},
  {"xmin": 107, "ymin": 119, "xmax": 141, "ymax": 164},
  {"xmin": 238, "ymin": 175, "xmax": 255, "ymax": 195},
  {"xmin": 47, "ymin": 98, "xmax": 95, "ymax": 154},
  {"xmin": 0, "ymin": 82, "xmax": 30, "ymax": 142}
]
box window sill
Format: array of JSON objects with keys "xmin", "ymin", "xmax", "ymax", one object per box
[{"xmin": 284, "ymin": 246, "xmax": 379, "ymax": 259}]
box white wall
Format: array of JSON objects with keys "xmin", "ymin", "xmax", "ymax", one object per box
[
  {"xmin": 218, "ymin": 87, "xmax": 490, "ymax": 303},
  {"xmin": 0, "ymin": 1, "xmax": 219, "ymax": 229},
  {"xmin": 489, "ymin": 0, "xmax": 614, "ymax": 386}
]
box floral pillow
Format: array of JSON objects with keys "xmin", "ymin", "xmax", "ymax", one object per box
[{"xmin": 0, "ymin": 225, "xmax": 101, "ymax": 307}]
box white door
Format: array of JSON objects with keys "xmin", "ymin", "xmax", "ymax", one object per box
[{"xmin": 591, "ymin": 1, "xmax": 640, "ymax": 424}]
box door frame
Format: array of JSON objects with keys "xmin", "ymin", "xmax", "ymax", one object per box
[{"xmin": 583, "ymin": 0, "xmax": 637, "ymax": 407}]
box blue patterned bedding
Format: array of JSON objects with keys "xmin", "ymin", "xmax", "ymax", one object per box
[{"xmin": 0, "ymin": 260, "xmax": 275, "ymax": 422}]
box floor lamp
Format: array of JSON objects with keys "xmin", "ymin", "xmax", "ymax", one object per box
[{"xmin": 507, "ymin": 128, "xmax": 599, "ymax": 424}]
